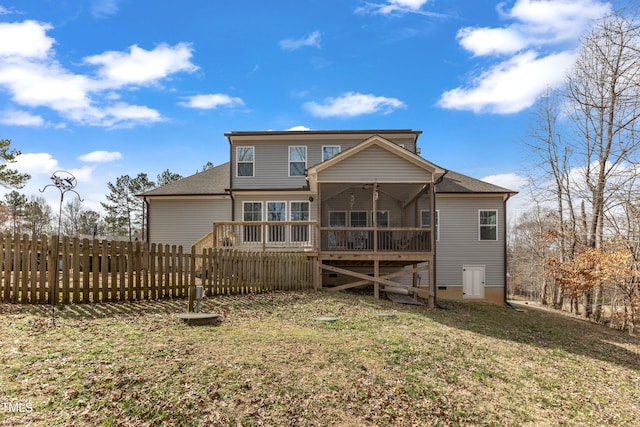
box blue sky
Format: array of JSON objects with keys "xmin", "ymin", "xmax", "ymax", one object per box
[{"xmin": 0, "ymin": 0, "xmax": 616, "ymax": 216}]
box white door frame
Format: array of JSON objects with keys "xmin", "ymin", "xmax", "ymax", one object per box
[{"xmin": 463, "ymin": 265, "xmax": 485, "ymax": 299}]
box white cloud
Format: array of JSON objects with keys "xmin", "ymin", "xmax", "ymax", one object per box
[
  {"xmin": 457, "ymin": 27, "xmax": 527, "ymax": 57},
  {"xmin": 438, "ymin": 50, "xmax": 576, "ymax": 114},
  {"xmin": 286, "ymin": 126, "xmax": 311, "ymax": 131},
  {"xmin": 440, "ymin": 0, "xmax": 611, "ymax": 114},
  {"xmin": 91, "ymin": 0, "xmax": 119, "ymax": 18},
  {"xmin": 279, "ymin": 31, "xmax": 321, "ymax": 51},
  {"xmin": 67, "ymin": 165, "xmax": 96, "ymax": 183},
  {"xmin": 179, "ymin": 93, "xmax": 244, "ymax": 109},
  {"xmin": 0, "ymin": 20, "xmax": 197, "ymax": 128},
  {"xmin": 102, "ymin": 103, "xmax": 163, "ymax": 126},
  {"xmin": 0, "ymin": 59, "xmax": 92, "ymax": 110},
  {"xmin": 0, "ymin": 6, "xmax": 10, "ymax": 14},
  {"xmin": 481, "ymin": 173, "xmax": 529, "ymax": 192},
  {"xmin": 0, "ymin": 20, "xmax": 55, "ymax": 59},
  {"xmin": 507, "ymin": 0, "xmax": 611, "ymax": 42},
  {"xmin": 304, "ymin": 92, "xmax": 406, "ymax": 118},
  {"xmin": 356, "ymin": 0, "xmax": 446, "ymax": 17},
  {"xmin": 78, "ymin": 151, "xmax": 123, "ymax": 163},
  {"xmin": 13, "ymin": 153, "xmax": 59, "ymax": 177},
  {"xmin": 84, "ymin": 43, "xmax": 198, "ymax": 88},
  {"xmin": 0, "ymin": 109, "xmax": 45, "ymax": 127}
]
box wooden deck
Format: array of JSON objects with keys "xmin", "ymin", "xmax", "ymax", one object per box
[{"xmin": 205, "ymin": 221, "xmax": 435, "ymax": 306}]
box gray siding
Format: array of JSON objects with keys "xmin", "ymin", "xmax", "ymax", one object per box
[
  {"xmin": 230, "ymin": 135, "xmax": 417, "ymax": 189},
  {"xmin": 435, "ymin": 196, "xmax": 505, "ymax": 287},
  {"xmin": 148, "ymin": 198, "xmax": 231, "ymax": 251},
  {"xmin": 318, "ymin": 145, "xmax": 431, "ymax": 183}
]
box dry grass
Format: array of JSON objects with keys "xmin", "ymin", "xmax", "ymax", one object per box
[{"xmin": 1, "ymin": 291, "xmax": 639, "ymax": 426}]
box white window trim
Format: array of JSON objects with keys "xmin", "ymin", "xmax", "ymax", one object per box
[
  {"xmin": 322, "ymin": 145, "xmax": 341, "ymax": 162},
  {"xmin": 289, "ymin": 201, "xmax": 310, "ymax": 221},
  {"xmin": 328, "ymin": 210, "xmax": 347, "ymax": 227},
  {"xmin": 288, "ymin": 145, "xmax": 307, "ymax": 177},
  {"xmin": 236, "ymin": 146, "xmax": 255, "ymax": 178},
  {"xmin": 420, "ymin": 209, "xmax": 439, "ymax": 241},
  {"xmin": 478, "ymin": 209, "xmax": 498, "ymax": 241},
  {"xmin": 242, "ymin": 201, "xmax": 263, "ymax": 221},
  {"xmin": 266, "ymin": 201, "xmax": 287, "ymax": 222}
]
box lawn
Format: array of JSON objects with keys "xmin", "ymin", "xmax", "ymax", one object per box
[{"xmin": 1, "ymin": 291, "xmax": 639, "ymax": 426}]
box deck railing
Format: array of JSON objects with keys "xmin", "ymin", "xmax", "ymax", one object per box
[
  {"xmin": 213, "ymin": 221, "xmax": 317, "ymax": 251},
  {"xmin": 211, "ymin": 222, "xmax": 432, "ymax": 253},
  {"xmin": 319, "ymin": 227, "xmax": 432, "ymax": 253}
]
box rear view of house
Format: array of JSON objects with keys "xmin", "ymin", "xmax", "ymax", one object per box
[{"xmin": 139, "ymin": 129, "xmax": 516, "ymax": 304}]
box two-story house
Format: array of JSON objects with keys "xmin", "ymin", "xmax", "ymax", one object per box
[{"xmin": 139, "ymin": 129, "xmax": 516, "ymax": 305}]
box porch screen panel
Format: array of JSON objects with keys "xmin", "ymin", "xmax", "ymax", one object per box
[
  {"xmin": 268, "ymin": 202, "xmax": 286, "ymax": 242},
  {"xmin": 243, "ymin": 202, "xmax": 262, "ymax": 243},
  {"xmin": 350, "ymin": 211, "xmax": 370, "ymax": 250},
  {"xmin": 328, "ymin": 211, "xmax": 347, "ymax": 249},
  {"xmin": 291, "ymin": 202, "xmax": 310, "ymax": 242}
]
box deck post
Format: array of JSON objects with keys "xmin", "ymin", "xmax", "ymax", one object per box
[{"xmin": 374, "ymin": 259, "xmax": 380, "ymax": 299}]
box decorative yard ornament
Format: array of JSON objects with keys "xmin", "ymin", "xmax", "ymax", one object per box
[{"xmin": 40, "ymin": 170, "xmax": 83, "ymax": 326}]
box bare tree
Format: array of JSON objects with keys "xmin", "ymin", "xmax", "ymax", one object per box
[
  {"xmin": 565, "ymin": 12, "xmax": 640, "ymax": 318},
  {"xmin": 23, "ymin": 195, "xmax": 53, "ymax": 236},
  {"xmin": 61, "ymin": 198, "xmax": 84, "ymax": 237},
  {"xmin": 525, "ymin": 89, "xmax": 580, "ymax": 307}
]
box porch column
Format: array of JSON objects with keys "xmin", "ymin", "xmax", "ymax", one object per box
[
  {"xmin": 374, "ymin": 259, "xmax": 380, "ymax": 299},
  {"xmin": 372, "ymin": 182, "xmax": 378, "ymax": 252}
]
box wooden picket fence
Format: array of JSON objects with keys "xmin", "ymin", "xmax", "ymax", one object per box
[
  {"xmin": 0, "ymin": 233, "xmax": 313, "ymax": 304},
  {"xmin": 198, "ymin": 248, "xmax": 312, "ymax": 296}
]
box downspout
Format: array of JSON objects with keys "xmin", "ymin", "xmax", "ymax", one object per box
[{"xmin": 432, "ymin": 172, "xmax": 446, "ymax": 306}]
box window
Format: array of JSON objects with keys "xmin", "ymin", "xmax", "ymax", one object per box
[
  {"xmin": 291, "ymin": 202, "xmax": 310, "ymax": 242},
  {"xmin": 267, "ymin": 202, "xmax": 286, "ymax": 242},
  {"xmin": 243, "ymin": 202, "xmax": 262, "ymax": 221},
  {"xmin": 322, "ymin": 145, "xmax": 341, "ymax": 161},
  {"xmin": 290, "ymin": 202, "xmax": 310, "ymax": 221},
  {"xmin": 350, "ymin": 211, "xmax": 367, "ymax": 227},
  {"xmin": 479, "ymin": 210, "xmax": 497, "ymax": 241},
  {"xmin": 329, "ymin": 211, "xmax": 346, "ymax": 227},
  {"xmin": 421, "ymin": 210, "xmax": 439, "ymax": 241},
  {"xmin": 236, "ymin": 147, "xmax": 254, "ymax": 177},
  {"xmin": 267, "ymin": 202, "xmax": 286, "ymax": 221},
  {"xmin": 242, "ymin": 202, "xmax": 262, "ymax": 243},
  {"xmin": 289, "ymin": 146, "xmax": 307, "ymax": 176},
  {"xmin": 374, "ymin": 211, "xmax": 389, "ymax": 227}
]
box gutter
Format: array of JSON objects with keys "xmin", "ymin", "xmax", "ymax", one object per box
[{"xmin": 144, "ymin": 196, "xmax": 150, "ymax": 243}]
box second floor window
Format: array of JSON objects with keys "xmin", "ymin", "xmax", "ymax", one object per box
[
  {"xmin": 322, "ymin": 145, "xmax": 340, "ymax": 161},
  {"xmin": 479, "ymin": 210, "xmax": 497, "ymax": 241},
  {"xmin": 289, "ymin": 146, "xmax": 306, "ymax": 176},
  {"xmin": 237, "ymin": 147, "xmax": 254, "ymax": 177}
]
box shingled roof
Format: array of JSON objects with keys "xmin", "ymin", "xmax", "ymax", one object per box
[
  {"xmin": 436, "ymin": 170, "xmax": 516, "ymax": 194},
  {"xmin": 138, "ymin": 162, "xmax": 515, "ymax": 197},
  {"xmin": 139, "ymin": 162, "xmax": 230, "ymax": 196}
]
